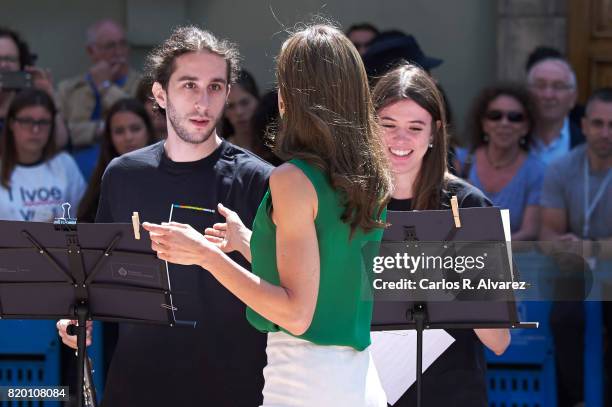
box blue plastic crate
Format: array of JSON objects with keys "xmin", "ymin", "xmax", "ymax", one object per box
[
  {"xmin": 487, "ymin": 362, "xmax": 556, "ymax": 407},
  {"xmin": 486, "ymin": 301, "xmax": 557, "ymax": 405},
  {"xmin": 492, "ymin": 301, "xmax": 553, "ymax": 366},
  {"xmin": 0, "ymin": 319, "xmax": 105, "ymax": 406},
  {"xmin": 486, "ymin": 253, "xmax": 607, "ymax": 406},
  {"xmin": 0, "ymin": 320, "xmax": 61, "ymax": 407},
  {"xmin": 485, "ymin": 259, "xmax": 558, "ymax": 405},
  {"xmin": 487, "ymin": 302, "xmax": 557, "ymax": 406}
]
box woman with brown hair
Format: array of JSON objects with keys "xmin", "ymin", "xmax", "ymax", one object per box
[
  {"xmin": 0, "ymin": 88, "xmax": 83, "ymax": 407},
  {"xmin": 457, "ymin": 84, "xmax": 545, "ymax": 241},
  {"xmin": 221, "ymin": 69, "xmax": 260, "ymax": 151},
  {"xmin": 142, "ymin": 24, "xmax": 392, "ymax": 406},
  {"xmin": 372, "ymin": 63, "xmax": 510, "ymax": 406},
  {"xmin": 0, "ymin": 89, "xmax": 85, "ymax": 221},
  {"xmin": 77, "ymin": 98, "xmax": 155, "ymax": 221}
]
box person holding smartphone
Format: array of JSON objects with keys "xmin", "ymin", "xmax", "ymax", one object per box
[{"xmin": 0, "ymin": 27, "xmax": 69, "ymax": 148}]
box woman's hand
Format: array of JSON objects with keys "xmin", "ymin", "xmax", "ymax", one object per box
[
  {"xmin": 474, "ymin": 328, "xmax": 510, "ymax": 356},
  {"xmin": 205, "ymin": 203, "xmax": 253, "ymax": 262},
  {"xmin": 142, "ymin": 221, "xmax": 222, "ymax": 269}
]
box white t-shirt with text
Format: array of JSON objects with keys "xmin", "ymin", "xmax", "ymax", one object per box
[{"xmin": 0, "ymin": 152, "xmax": 86, "ymax": 221}]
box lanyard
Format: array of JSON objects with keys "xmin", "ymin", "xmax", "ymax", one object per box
[{"xmin": 583, "ymin": 157, "xmax": 612, "ymax": 238}]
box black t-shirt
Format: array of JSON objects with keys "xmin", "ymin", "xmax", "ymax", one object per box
[
  {"xmin": 96, "ymin": 140, "xmax": 273, "ymax": 407},
  {"xmin": 388, "ymin": 177, "xmax": 493, "ymax": 407}
]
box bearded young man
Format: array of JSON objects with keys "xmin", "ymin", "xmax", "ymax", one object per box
[{"xmin": 57, "ymin": 26, "xmax": 271, "ymax": 407}]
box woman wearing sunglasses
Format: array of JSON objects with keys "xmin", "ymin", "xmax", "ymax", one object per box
[
  {"xmin": 457, "ymin": 84, "xmax": 545, "ymax": 240},
  {"xmin": 0, "ymin": 89, "xmax": 85, "ymax": 221}
]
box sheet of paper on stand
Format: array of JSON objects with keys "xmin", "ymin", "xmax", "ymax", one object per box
[
  {"xmin": 500, "ymin": 209, "xmax": 513, "ymax": 277},
  {"xmin": 370, "ymin": 329, "xmax": 455, "ymax": 405}
]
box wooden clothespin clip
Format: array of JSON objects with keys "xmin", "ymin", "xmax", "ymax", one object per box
[
  {"xmin": 132, "ymin": 211, "xmax": 141, "ymax": 240},
  {"xmin": 450, "ymin": 195, "xmax": 461, "ymax": 228}
]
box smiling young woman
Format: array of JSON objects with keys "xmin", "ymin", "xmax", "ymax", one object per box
[
  {"xmin": 372, "ymin": 64, "xmax": 511, "ymax": 407},
  {"xmin": 77, "ymin": 98, "xmax": 155, "ymax": 222}
]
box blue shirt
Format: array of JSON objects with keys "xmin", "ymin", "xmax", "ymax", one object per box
[
  {"xmin": 73, "ymin": 74, "xmax": 128, "ymax": 181},
  {"xmin": 86, "ymin": 73, "xmax": 128, "ymax": 120},
  {"xmin": 457, "ymin": 150, "xmax": 545, "ymax": 233},
  {"xmin": 531, "ymin": 117, "xmax": 571, "ymax": 165}
]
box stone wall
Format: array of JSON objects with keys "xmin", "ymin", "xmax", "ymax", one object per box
[{"xmin": 497, "ymin": 0, "xmax": 568, "ymax": 81}]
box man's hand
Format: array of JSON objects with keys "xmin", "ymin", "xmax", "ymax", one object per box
[
  {"xmin": 56, "ymin": 319, "xmax": 93, "ymax": 349},
  {"xmin": 89, "ymin": 61, "xmax": 113, "ymax": 89}
]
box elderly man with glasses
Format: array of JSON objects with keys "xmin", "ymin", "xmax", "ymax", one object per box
[
  {"xmin": 527, "ymin": 57, "xmax": 585, "ymax": 165},
  {"xmin": 57, "ymin": 19, "xmax": 141, "ymax": 179}
]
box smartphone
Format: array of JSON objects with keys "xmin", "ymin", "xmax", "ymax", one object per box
[{"xmin": 0, "ymin": 71, "xmax": 33, "ymax": 91}]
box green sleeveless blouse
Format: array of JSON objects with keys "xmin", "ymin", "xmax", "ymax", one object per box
[{"xmin": 246, "ymin": 159, "xmax": 385, "ymax": 351}]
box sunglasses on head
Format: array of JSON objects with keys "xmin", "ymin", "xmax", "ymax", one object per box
[{"xmin": 484, "ymin": 110, "xmax": 525, "ymax": 123}]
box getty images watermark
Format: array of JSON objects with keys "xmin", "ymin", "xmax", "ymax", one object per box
[
  {"xmin": 372, "ymin": 250, "xmax": 527, "ymax": 291},
  {"xmin": 362, "ymin": 241, "xmax": 612, "ymax": 302}
]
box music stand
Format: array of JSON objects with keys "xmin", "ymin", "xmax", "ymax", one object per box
[
  {"xmin": 370, "ymin": 207, "xmax": 537, "ymax": 407},
  {"xmin": 0, "ymin": 212, "xmax": 188, "ymax": 406}
]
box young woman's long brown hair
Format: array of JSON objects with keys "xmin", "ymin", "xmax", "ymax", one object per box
[
  {"xmin": 77, "ymin": 98, "xmax": 155, "ymax": 221},
  {"xmin": 372, "ymin": 63, "xmax": 450, "ymax": 210},
  {"xmin": 274, "ymin": 24, "xmax": 392, "ymax": 234}
]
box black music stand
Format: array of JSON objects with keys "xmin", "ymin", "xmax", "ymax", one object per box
[
  {"xmin": 370, "ymin": 207, "xmax": 537, "ymax": 407},
  {"xmin": 0, "ymin": 211, "xmax": 190, "ymax": 406}
]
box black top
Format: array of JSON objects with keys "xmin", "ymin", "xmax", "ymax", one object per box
[
  {"xmin": 388, "ymin": 177, "xmax": 493, "ymax": 407},
  {"xmin": 96, "ymin": 141, "xmax": 273, "ymax": 407}
]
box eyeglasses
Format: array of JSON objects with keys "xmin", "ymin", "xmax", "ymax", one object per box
[
  {"xmin": 528, "ymin": 81, "xmax": 574, "ymax": 93},
  {"xmin": 484, "ymin": 110, "xmax": 526, "ymax": 123},
  {"xmin": 95, "ymin": 40, "xmax": 128, "ymax": 52},
  {"xmin": 13, "ymin": 117, "xmax": 52, "ymax": 130},
  {"xmin": 0, "ymin": 55, "xmax": 19, "ymax": 64}
]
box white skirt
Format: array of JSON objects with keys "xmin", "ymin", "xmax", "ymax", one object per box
[{"xmin": 261, "ymin": 331, "xmax": 387, "ymax": 407}]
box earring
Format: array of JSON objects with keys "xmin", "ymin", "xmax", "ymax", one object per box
[
  {"xmin": 483, "ymin": 134, "xmax": 489, "ymax": 143},
  {"xmin": 428, "ymin": 139, "xmax": 433, "ymax": 148},
  {"xmin": 519, "ymin": 136, "xmax": 527, "ymax": 146}
]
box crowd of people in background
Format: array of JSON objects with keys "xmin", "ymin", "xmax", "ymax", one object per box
[{"xmin": 0, "ymin": 18, "xmax": 609, "ymax": 407}]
